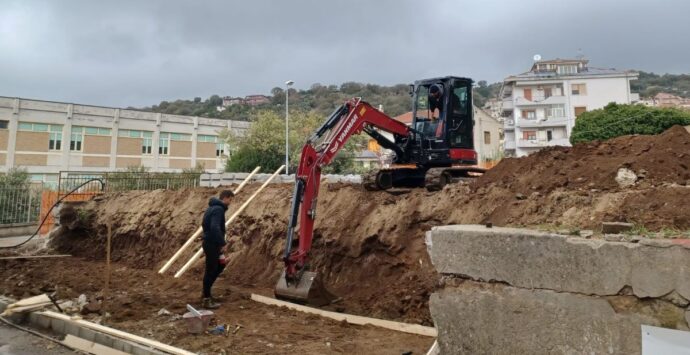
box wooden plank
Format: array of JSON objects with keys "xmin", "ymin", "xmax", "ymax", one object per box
[
  {"xmin": 157, "ymin": 166, "xmax": 261, "ymax": 274},
  {"xmin": 7, "ymin": 294, "xmax": 51, "ymax": 309},
  {"xmin": 250, "ymin": 294, "xmax": 438, "ymax": 337},
  {"xmin": 63, "ymin": 334, "xmax": 129, "ymax": 355},
  {"xmin": 0, "ymin": 254, "xmax": 71, "ymax": 260},
  {"xmin": 2, "ymin": 301, "xmax": 53, "ymax": 315},
  {"xmin": 39, "ymin": 311, "xmax": 196, "ymax": 355}
]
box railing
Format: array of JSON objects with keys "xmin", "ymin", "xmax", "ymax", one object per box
[
  {"xmin": 0, "ymin": 185, "xmax": 42, "ymax": 225},
  {"xmin": 58, "ymin": 171, "xmax": 201, "ymax": 196},
  {"xmin": 515, "ymin": 95, "xmax": 566, "ymax": 106}
]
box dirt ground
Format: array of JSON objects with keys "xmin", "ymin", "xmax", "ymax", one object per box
[
  {"xmin": 4, "ymin": 126, "xmax": 690, "ymax": 353},
  {"xmin": 0, "ymin": 257, "xmax": 434, "ymax": 355}
]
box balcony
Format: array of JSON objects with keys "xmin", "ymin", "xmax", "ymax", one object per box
[
  {"xmin": 517, "ymin": 117, "xmax": 569, "ymax": 128},
  {"xmin": 502, "ymin": 98, "xmax": 514, "ymax": 110},
  {"xmin": 517, "ymin": 138, "xmax": 570, "ymax": 148},
  {"xmin": 515, "ymin": 95, "xmax": 567, "ymax": 106},
  {"xmin": 504, "ymin": 140, "xmax": 516, "ymax": 150}
]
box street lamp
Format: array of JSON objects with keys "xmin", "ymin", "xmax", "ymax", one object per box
[{"xmin": 285, "ymin": 80, "xmax": 294, "ymax": 174}]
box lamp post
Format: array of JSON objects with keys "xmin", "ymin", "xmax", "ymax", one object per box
[{"xmin": 285, "ymin": 80, "xmax": 294, "ymax": 174}]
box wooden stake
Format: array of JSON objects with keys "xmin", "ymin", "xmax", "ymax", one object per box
[
  {"xmin": 157, "ymin": 166, "xmax": 261, "ymax": 274},
  {"xmin": 174, "ymin": 165, "xmax": 285, "ymax": 278},
  {"xmin": 103, "ymin": 222, "xmax": 112, "ymax": 323}
]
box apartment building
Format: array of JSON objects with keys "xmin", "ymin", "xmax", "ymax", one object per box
[
  {"xmin": 0, "ymin": 96, "xmax": 249, "ymax": 185},
  {"xmin": 501, "ymin": 58, "xmax": 639, "ymax": 157}
]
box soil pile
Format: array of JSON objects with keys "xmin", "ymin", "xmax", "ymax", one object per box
[{"xmin": 474, "ymin": 125, "xmax": 690, "ymax": 193}]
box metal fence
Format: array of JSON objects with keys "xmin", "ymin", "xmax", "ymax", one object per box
[
  {"xmin": 58, "ymin": 171, "xmax": 201, "ymax": 196},
  {"xmin": 0, "ymin": 185, "xmax": 42, "ymax": 225}
]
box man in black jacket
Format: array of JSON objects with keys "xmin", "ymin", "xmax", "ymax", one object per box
[{"xmin": 201, "ymin": 190, "xmax": 234, "ymax": 309}]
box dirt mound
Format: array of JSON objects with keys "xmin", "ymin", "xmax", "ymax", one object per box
[
  {"xmin": 474, "ymin": 125, "xmax": 690, "ymax": 193},
  {"xmin": 49, "ymin": 127, "xmax": 690, "ymax": 325}
]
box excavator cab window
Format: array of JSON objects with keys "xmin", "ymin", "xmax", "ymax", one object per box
[
  {"xmin": 447, "ymin": 80, "xmax": 473, "ymax": 149},
  {"xmin": 413, "ymin": 83, "xmax": 446, "ymax": 149}
]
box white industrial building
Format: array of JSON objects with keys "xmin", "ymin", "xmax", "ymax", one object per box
[{"xmin": 501, "ymin": 58, "xmax": 639, "ymax": 157}]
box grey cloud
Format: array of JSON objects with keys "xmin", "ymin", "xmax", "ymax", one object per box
[{"xmin": 1, "ymin": 0, "xmax": 689, "ymax": 107}]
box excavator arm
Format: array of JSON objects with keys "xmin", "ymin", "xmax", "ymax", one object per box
[{"xmin": 275, "ymin": 98, "xmax": 411, "ymax": 304}]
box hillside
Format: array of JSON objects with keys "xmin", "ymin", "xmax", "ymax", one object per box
[
  {"xmin": 631, "ymin": 71, "xmax": 690, "ymax": 98},
  {"xmin": 139, "ymin": 80, "xmax": 503, "ymax": 121}
]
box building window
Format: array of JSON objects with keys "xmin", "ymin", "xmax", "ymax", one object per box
[
  {"xmin": 521, "ymin": 110, "xmax": 536, "ymax": 119},
  {"xmin": 85, "ymin": 127, "xmax": 111, "ymax": 136},
  {"xmin": 159, "ymin": 133, "xmax": 169, "ymax": 155},
  {"xmin": 49, "ymin": 132, "xmax": 61, "ymax": 150},
  {"xmin": 0, "ymin": 120, "xmax": 8, "ymax": 129},
  {"xmin": 574, "ymin": 106, "xmax": 587, "ymax": 117},
  {"xmin": 557, "ymin": 65, "xmax": 577, "ymax": 75},
  {"xmin": 170, "ymin": 133, "xmax": 191, "ymax": 141},
  {"xmin": 70, "ymin": 126, "xmax": 84, "ymax": 151},
  {"xmin": 198, "ymin": 134, "xmax": 218, "ymax": 143},
  {"xmin": 522, "ymin": 130, "xmax": 537, "ymax": 140},
  {"xmin": 18, "ymin": 122, "xmax": 54, "ymax": 132},
  {"xmin": 543, "ymin": 88, "xmax": 552, "ymax": 98},
  {"xmin": 215, "ymin": 143, "xmax": 225, "ymax": 157},
  {"xmin": 484, "ymin": 131, "xmax": 491, "ymax": 145},
  {"xmin": 571, "ymin": 84, "xmax": 587, "ymax": 95},
  {"xmin": 546, "ymin": 105, "xmax": 565, "ymax": 118},
  {"xmin": 547, "ymin": 130, "xmax": 553, "ymax": 141}
]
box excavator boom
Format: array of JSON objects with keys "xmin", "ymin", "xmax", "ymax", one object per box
[{"xmin": 275, "ymin": 98, "xmax": 411, "ymax": 304}]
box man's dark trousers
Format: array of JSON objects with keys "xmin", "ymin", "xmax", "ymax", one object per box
[{"xmin": 202, "ymin": 240, "xmax": 226, "ymax": 298}]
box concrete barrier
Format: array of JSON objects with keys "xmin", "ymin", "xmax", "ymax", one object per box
[
  {"xmin": 0, "ymin": 297, "xmax": 174, "ymax": 355},
  {"xmin": 428, "ymin": 225, "xmax": 690, "ymax": 299},
  {"xmin": 0, "ymin": 223, "xmax": 38, "ymax": 238},
  {"xmin": 426, "ymin": 225, "xmax": 690, "ymax": 355}
]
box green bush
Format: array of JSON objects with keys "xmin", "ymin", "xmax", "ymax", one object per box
[{"xmin": 570, "ymin": 103, "xmax": 690, "ymax": 144}]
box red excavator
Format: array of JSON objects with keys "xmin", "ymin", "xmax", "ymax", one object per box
[{"xmin": 274, "ymin": 76, "xmax": 486, "ymax": 304}]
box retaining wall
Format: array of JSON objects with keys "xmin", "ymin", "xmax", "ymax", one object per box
[{"xmin": 426, "ymin": 225, "xmax": 690, "ymax": 354}]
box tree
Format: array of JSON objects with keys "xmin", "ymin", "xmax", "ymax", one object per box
[
  {"xmin": 222, "ymin": 109, "xmax": 364, "ymax": 173},
  {"xmin": 194, "ymin": 97, "xmax": 202, "ymax": 103},
  {"xmin": 570, "ymin": 103, "xmax": 690, "ymax": 144},
  {"xmin": 0, "ymin": 168, "xmax": 29, "ymax": 187}
]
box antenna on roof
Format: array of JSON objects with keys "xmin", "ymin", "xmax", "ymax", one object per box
[
  {"xmin": 576, "ymin": 48, "xmax": 585, "ymax": 60},
  {"xmin": 533, "ymin": 54, "xmax": 542, "ymax": 62}
]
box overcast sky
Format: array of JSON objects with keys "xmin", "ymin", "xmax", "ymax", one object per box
[{"xmin": 1, "ymin": 0, "xmax": 689, "ymax": 107}]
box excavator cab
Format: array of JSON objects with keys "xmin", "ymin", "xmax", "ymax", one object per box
[{"xmin": 409, "ymin": 77, "xmax": 476, "ymax": 165}]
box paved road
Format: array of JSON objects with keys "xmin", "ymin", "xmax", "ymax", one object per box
[{"xmin": 0, "ymin": 322, "xmax": 76, "ymax": 355}]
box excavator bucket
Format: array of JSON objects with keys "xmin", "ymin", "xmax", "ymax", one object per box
[{"xmin": 274, "ymin": 270, "xmax": 337, "ymax": 307}]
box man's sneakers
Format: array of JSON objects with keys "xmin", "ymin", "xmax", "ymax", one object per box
[{"xmin": 202, "ymin": 297, "xmax": 220, "ymax": 309}]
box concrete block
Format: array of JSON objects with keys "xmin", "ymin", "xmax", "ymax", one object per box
[
  {"xmin": 50, "ymin": 318, "xmax": 66, "ymax": 334},
  {"xmin": 78, "ymin": 327, "xmax": 97, "ymax": 342},
  {"xmin": 64, "ymin": 321, "xmax": 80, "ymax": 336},
  {"xmin": 28, "ymin": 312, "xmax": 51, "ymax": 329},
  {"xmin": 430, "ymin": 283, "xmax": 658, "ymax": 355},
  {"xmin": 602, "ymin": 221, "xmax": 634, "ymax": 234},
  {"xmin": 429, "ymin": 225, "xmax": 690, "ymax": 299},
  {"xmin": 93, "ymin": 331, "xmax": 114, "ymax": 348}
]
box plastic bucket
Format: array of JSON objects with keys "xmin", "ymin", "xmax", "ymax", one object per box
[{"xmin": 182, "ymin": 310, "xmax": 214, "ymax": 334}]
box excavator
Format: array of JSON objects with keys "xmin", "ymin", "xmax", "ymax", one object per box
[{"xmin": 274, "ymin": 76, "xmax": 486, "ymax": 304}]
